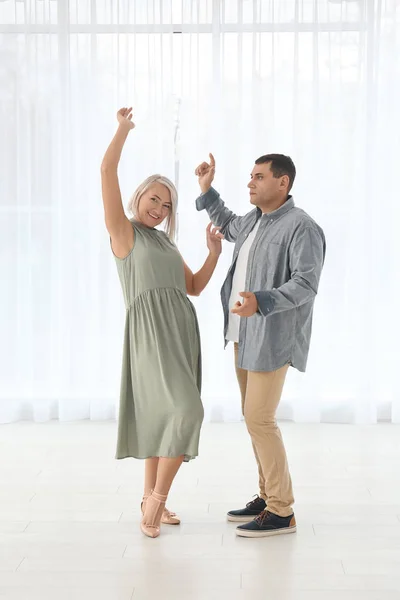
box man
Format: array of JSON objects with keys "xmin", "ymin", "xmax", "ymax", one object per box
[{"xmin": 195, "ymin": 153, "xmax": 326, "ymax": 538}]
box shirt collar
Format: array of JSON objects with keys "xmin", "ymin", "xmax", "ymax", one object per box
[{"xmin": 256, "ymin": 195, "xmax": 295, "ymax": 221}]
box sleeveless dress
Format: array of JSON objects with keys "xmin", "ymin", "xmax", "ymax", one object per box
[{"xmin": 113, "ymin": 221, "xmax": 203, "ymax": 462}]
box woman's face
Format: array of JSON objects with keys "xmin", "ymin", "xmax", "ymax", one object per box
[{"xmin": 136, "ymin": 183, "xmax": 172, "ymax": 228}]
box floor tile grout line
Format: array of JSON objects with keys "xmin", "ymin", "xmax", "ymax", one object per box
[{"xmin": 15, "ymin": 557, "xmax": 25, "ymax": 572}]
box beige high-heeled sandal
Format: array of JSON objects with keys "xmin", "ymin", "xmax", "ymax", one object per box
[
  {"xmin": 141, "ymin": 494, "xmax": 181, "ymax": 525},
  {"xmin": 140, "ymin": 490, "xmax": 167, "ymax": 538}
]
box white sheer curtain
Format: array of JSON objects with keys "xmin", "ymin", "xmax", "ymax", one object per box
[{"xmin": 1, "ymin": 0, "xmax": 399, "ymax": 424}]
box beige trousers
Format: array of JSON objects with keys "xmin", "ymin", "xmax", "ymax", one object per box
[{"xmin": 234, "ymin": 343, "xmax": 294, "ymax": 517}]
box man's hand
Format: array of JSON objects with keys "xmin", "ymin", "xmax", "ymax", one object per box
[
  {"xmin": 195, "ymin": 153, "xmax": 215, "ymax": 194},
  {"xmin": 231, "ymin": 292, "xmax": 258, "ymax": 317}
]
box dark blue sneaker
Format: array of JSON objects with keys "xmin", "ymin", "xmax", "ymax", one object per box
[
  {"xmin": 227, "ymin": 496, "xmax": 267, "ymax": 523},
  {"xmin": 236, "ymin": 510, "xmax": 296, "ymax": 538}
]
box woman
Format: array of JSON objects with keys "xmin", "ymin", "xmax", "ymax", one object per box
[{"xmin": 101, "ymin": 107, "xmax": 223, "ymax": 538}]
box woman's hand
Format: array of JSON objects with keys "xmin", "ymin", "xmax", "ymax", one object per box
[
  {"xmin": 206, "ymin": 222, "xmax": 224, "ymax": 257},
  {"xmin": 117, "ymin": 107, "xmax": 135, "ymax": 130}
]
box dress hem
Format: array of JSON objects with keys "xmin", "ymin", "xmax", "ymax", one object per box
[{"xmin": 115, "ymin": 453, "xmax": 197, "ymax": 463}]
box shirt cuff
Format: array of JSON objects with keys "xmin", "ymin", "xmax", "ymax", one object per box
[
  {"xmin": 195, "ymin": 186, "xmax": 219, "ymax": 211},
  {"xmin": 254, "ymin": 291, "xmax": 275, "ymax": 316}
]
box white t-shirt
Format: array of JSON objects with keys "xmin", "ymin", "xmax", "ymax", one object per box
[{"xmin": 226, "ymin": 220, "xmax": 261, "ymax": 343}]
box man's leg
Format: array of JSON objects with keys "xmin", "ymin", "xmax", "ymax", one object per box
[
  {"xmin": 234, "ymin": 343, "xmax": 266, "ymax": 501},
  {"xmin": 226, "ymin": 344, "xmax": 268, "ymax": 523},
  {"xmin": 243, "ymin": 365, "xmax": 294, "ymax": 518}
]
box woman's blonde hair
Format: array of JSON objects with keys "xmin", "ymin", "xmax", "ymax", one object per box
[{"xmin": 127, "ymin": 175, "xmax": 178, "ymax": 242}]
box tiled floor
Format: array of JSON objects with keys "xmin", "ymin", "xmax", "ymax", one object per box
[{"xmin": 1, "ymin": 420, "xmax": 400, "ymax": 599}]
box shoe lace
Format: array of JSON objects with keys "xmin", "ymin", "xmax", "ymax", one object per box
[
  {"xmin": 254, "ymin": 510, "xmax": 271, "ymax": 526},
  {"xmin": 246, "ymin": 495, "xmax": 264, "ymax": 510}
]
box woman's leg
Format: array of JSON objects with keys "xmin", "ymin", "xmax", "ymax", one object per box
[
  {"xmin": 141, "ymin": 456, "xmax": 182, "ymax": 526},
  {"xmin": 154, "ymin": 456, "xmax": 184, "ymax": 496},
  {"xmin": 141, "ymin": 456, "xmax": 184, "ymax": 538},
  {"xmin": 144, "ymin": 457, "xmax": 159, "ymax": 497}
]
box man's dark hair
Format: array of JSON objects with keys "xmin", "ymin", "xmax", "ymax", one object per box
[{"xmin": 255, "ymin": 154, "xmax": 296, "ymax": 192}]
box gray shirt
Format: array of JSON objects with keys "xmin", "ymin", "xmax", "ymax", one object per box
[{"xmin": 196, "ymin": 187, "xmax": 326, "ymax": 373}]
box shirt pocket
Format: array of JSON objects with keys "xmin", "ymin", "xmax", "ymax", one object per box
[
  {"xmin": 257, "ymin": 241, "xmax": 290, "ymax": 284},
  {"xmin": 263, "ymin": 240, "xmax": 288, "ymax": 262}
]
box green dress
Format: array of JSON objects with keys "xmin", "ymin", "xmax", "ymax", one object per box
[{"xmin": 113, "ymin": 221, "xmax": 203, "ymax": 462}]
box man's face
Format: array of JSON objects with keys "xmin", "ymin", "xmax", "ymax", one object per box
[{"xmin": 247, "ymin": 162, "xmax": 287, "ymax": 206}]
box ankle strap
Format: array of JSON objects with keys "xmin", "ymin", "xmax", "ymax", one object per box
[{"xmin": 151, "ymin": 490, "xmax": 168, "ymax": 503}]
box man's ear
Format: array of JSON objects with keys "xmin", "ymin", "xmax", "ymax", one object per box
[{"xmin": 280, "ymin": 174, "xmax": 290, "ymax": 190}]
